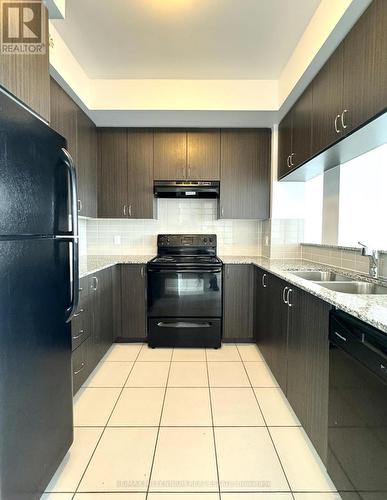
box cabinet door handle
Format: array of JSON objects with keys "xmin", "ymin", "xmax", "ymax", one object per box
[
  {"xmin": 290, "ymin": 153, "xmax": 295, "ymax": 166},
  {"xmin": 282, "ymin": 286, "xmax": 289, "ymax": 304},
  {"xmin": 341, "ymin": 109, "xmax": 348, "ymax": 129},
  {"xmin": 262, "ymin": 273, "xmax": 267, "ymax": 288},
  {"xmin": 286, "ymin": 155, "xmax": 290, "ymax": 168},
  {"xmin": 73, "ymin": 361, "xmax": 86, "ymax": 375},
  {"xmin": 287, "ymin": 288, "xmax": 293, "ymax": 307},
  {"xmin": 123, "ymin": 205, "xmax": 127, "ymax": 216},
  {"xmin": 128, "ymin": 204, "xmax": 132, "ymax": 217},
  {"xmin": 334, "ymin": 114, "xmax": 341, "ymax": 134},
  {"xmin": 91, "ymin": 276, "xmax": 99, "ymax": 291},
  {"xmin": 140, "ymin": 266, "xmax": 145, "ymax": 278},
  {"xmin": 77, "ymin": 199, "xmax": 82, "ymax": 213}
]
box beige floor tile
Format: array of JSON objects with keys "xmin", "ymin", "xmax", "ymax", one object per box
[
  {"xmin": 41, "ymin": 494, "xmax": 74, "ymax": 500},
  {"xmin": 215, "ymin": 427, "xmax": 289, "ymax": 492},
  {"xmin": 293, "ymin": 495, "xmax": 342, "ymax": 500},
  {"xmin": 211, "ymin": 388, "xmax": 264, "ymax": 426},
  {"xmin": 244, "ymin": 362, "xmax": 278, "ymax": 387},
  {"xmin": 161, "ymin": 388, "xmax": 212, "ymax": 426},
  {"xmin": 221, "ymin": 494, "xmax": 293, "ymax": 499},
  {"xmin": 83, "ymin": 362, "xmax": 133, "ymax": 388},
  {"xmin": 236, "ymin": 344, "xmax": 263, "ymax": 362},
  {"xmin": 254, "ymin": 388, "xmax": 300, "ymax": 426},
  {"xmin": 208, "ymin": 362, "xmax": 249, "ymax": 387},
  {"xmin": 172, "ymin": 348, "xmax": 206, "ymax": 362},
  {"xmin": 137, "ymin": 347, "xmax": 173, "ymax": 362},
  {"xmin": 126, "ymin": 362, "xmax": 170, "ymax": 387},
  {"xmin": 270, "ymin": 427, "xmax": 337, "ymax": 492},
  {"xmin": 103, "ymin": 343, "xmax": 143, "ymax": 362},
  {"xmin": 149, "ymin": 427, "xmax": 218, "ymax": 492},
  {"xmin": 168, "ymin": 362, "xmax": 208, "ymax": 387},
  {"xmin": 74, "ymin": 494, "xmax": 146, "ymax": 499},
  {"xmin": 149, "ymin": 495, "xmax": 219, "ymax": 499},
  {"xmin": 74, "ymin": 388, "xmax": 121, "ymax": 426},
  {"xmin": 45, "ymin": 427, "xmax": 103, "ymax": 492},
  {"xmin": 78, "ymin": 427, "xmax": 157, "ymax": 492},
  {"xmin": 206, "ymin": 345, "xmax": 240, "ymax": 362},
  {"xmin": 108, "ymin": 388, "xmax": 164, "ymax": 426}
]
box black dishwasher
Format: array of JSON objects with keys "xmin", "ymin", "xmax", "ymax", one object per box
[{"xmin": 328, "ymin": 310, "xmax": 387, "ymax": 499}]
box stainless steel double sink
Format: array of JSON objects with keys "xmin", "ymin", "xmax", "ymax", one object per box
[{"xmin": 290, "ymin": 270, "xmax": 387, "ymax": 295}]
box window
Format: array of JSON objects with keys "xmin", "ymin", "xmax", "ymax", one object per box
[{"xmin": 338, "ymin": 143, "xmax": 387, "ymax": 249}]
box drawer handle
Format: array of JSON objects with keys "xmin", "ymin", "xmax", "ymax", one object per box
[
  {"xmin": 262, "ymin": 273, "xmax": 267, "ymax": 288},
  {"xmin": 73, "ymin": 308, "xmax": 84, "ymax": 317},
  {"xmin": 72, "ymin": 329, "xmax": 85, "ymax": 340},
  {"xmin": 334, "ymin": 331, "xmax": 347, "ymax": 342},
  {"xmin": 157, "ymin": 321, "xmax": 211, "ymax": 328},
  {"xmin": 74, "ymin": 362, "xmax": 86, "ymax": 375}
]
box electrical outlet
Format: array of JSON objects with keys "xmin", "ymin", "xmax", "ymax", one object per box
[{"xmin": 114, "ymin": 235, "xmax": 121, "ymax": 245}]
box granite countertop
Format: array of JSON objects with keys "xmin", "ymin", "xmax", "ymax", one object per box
[{"xmin": 80, "ymin": 253, "xmax": 387, "ymax": 334}]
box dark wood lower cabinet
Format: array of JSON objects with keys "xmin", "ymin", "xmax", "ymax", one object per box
[
  {"xmin": 254, "ymin": 266, "xmax": 331, "ymax": 464},
  {"xmin": 223, "ymin": 264, "xmax": 253, "ymax": 341},
  {"xmin": 120, "ymin": 264, "xmax": 147, "ymax": 341}
]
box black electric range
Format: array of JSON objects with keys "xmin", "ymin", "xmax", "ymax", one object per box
[{"xmin": 147, "ymin": 234, "xmax": 223, "ymax": 348}]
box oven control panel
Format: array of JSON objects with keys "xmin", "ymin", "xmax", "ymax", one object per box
[{"xmin": 157, "ymin": 234, "xmax": 216, "ymax": 247}]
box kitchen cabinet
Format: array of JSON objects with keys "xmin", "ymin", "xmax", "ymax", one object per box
[
  {"xmin": 0, "ymin": 3, "xmax": 50, "ymax": 121},
  {"xmin": 154, "ymin": 129, "xmax": 187, "ymax": 180},
  {"xmin": 223, "ymin": 264, "xmax": 254, "ymax": 341},
  {"xmin": 220, "ymin": 129, "xmax": 271, "ymax": 219},
  {"xmin": 92, "ymin": 267, "xmax": 114, "ymax": 365},
  {"xmin": 71, "ymin": 275, "xmax": 93, "ymax": 351},
  {"xmin": 187, "ymin": 129, "xmax": 220, "ymax": 180},
  {"xmin": 77, "ymin": 109, "xmax": 97, "ymax": 217},
  {"xmin": 277, "ymin": 111, "xmax": 293, "ymax": 179},
  {"xmin": 120, "ymin": 264, "xmax": 147, "ymax": 341},
  {"xmin": 98, "ymin": 128, "xmax": 156, "ymax": 218},
  {"xmin": 287, "ymin": 286, "xmax": 331, "ymax": 463},
  {"xmin": 98, "ymin": 128, "xmax": 128, "ymax": 218}
]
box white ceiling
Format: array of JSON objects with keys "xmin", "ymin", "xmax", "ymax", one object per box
[{"xmin": 52, "ymin": 0, "xmax": 321, "ymax": 80}]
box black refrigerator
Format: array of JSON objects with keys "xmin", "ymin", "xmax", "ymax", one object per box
[{"xmin": 0, "ymin": 90, "xmax": 79, "ymax": 499}]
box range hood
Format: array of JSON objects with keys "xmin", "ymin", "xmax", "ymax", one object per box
[{"xmin": 154, "ymin": 181, "xmax": 220, "ymax": 198}]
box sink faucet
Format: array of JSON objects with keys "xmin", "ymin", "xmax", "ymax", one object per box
[{"xmin": 358, "ymin": 242, "xmax": 379, "ymax": 278}]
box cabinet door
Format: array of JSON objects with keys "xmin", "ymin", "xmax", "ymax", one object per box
[
  {"xmin": 0, "ymin": 4, "xmax": 50, "ymax": 121},
  {"xmin": 311, "ymin": 44, "xmax": 344, "ymax": 156},
  {"xmin": 343, "ymin": 0, "xmax": 387, "ymax": 134},
  {"xmin": 220, "ymin": 129, "xmax": 271, "ymax": 219},
  {"xmin": 154, "ymin": 129, "xmax": 187, "ymax": 180},
  {"xmin": 223, "ymin": 264, "xmax": 253, "ymax": 341},
  {"xmin": 93, "ymin": 268, "xmax": 114, "ymax": 363},
  {"xmin": 77, "ymin": 109, "xmax": 97, "ymax": 217},
  {"xmin": 98, "ymin": 128, "xmax": 128, "ymax": 218},
  {"xmin": 253, "ymin": 267, "xmax": 269, "ymax": 353},
  {"xmin": 127, "ymin": 129, "xmax": 155, "ymax": 218},
  {"xmin": 187, "ymin": 129, "xmax": 220, "ymax": 180},
  {"xmin": 277, "ymin": 111, "xmax": 293, "ymax": 179},
  {"xmin": 121, "ymin": 264, "xmax": 147, "ymax": 341},
  {"xmin": 291, "ymin": 85, "xmax": 313, "ymax": 168},
  {"xmin": 50, "ymin": 77, "xmax": 77, "ymax": 162},
  {"xmin": 266, "ymin": 274, "xmax": 288, "ymax": 391},
  {"xmin": 287, "ymin": 286, "xmax": 331, "ymax": 463}
]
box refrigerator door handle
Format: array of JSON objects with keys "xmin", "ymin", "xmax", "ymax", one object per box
[
  {"xmin": 61, "ymin": 147, "xmax": 79, "ymax": 238},
  {"xmin": 61, "ymin": 147, "xmax": 80, "ymax": 322}
]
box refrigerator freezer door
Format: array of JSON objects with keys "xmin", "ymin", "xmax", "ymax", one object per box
[
  {"xmin": 0, "ymin": 238, "xmax": 73, "ymax": 500},
  {"xmin": 0, "ymin": 91, "xmax": 70, "ymax": 237}
]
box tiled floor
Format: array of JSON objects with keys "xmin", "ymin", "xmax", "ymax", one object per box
[{"xmin": 42, "ymin": 343, "xmax": 339, "ymax": 500}]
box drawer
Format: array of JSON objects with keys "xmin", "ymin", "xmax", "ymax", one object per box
[
  {"xmin": 72, "ymin": 336, "xmax": 91, "ymax": 395},
  {"xmin": 71, "ymin": 308, "xmax": 92, "ymax": 350}
]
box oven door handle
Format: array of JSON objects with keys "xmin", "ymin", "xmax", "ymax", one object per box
[
  {"xmin": 148, "ymin": 268, "xmax": 222, "ymax": 273},
  {"xmin": 157, "ymin": 321, "xmax": 212, "ymax": 328}
]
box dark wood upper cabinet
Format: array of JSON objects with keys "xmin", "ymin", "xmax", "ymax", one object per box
[
  {"xmin": 0, "ymin": 3, "xmax": 50, "ymax": 121},
  {"xmin": 154, "ymin": 129, "xmax": 187, "ymax": 180},
  {"xmin": 127, "ymin": 129, "xmax": 155, "ymax": 218},
  {"xmin": 311, "ymin": 43, "xmax": 344, "ymax": 157},
  {"xmin": 277, "ymin": 111, "xmax": 293, "ymax": 179},
  {"xmin": 223, "ymin": 264, "xmax": 253, "ymax": 341},
  {"xmin": 77, "ymin": 109, "xmax": 97, "ymax": 218},
  {"xmin": 98, "ymin": 128, "xmax": 128, "ymax": 218},
  {"xmin": 291, "ymin": 84, "xmax": 313, "ymax": 168},
  {"xmin": 187, "ymin": 129, "xmax": 220, "ymax": 180},
  {"xmin": 343, "ymin": 0, "xmax": 387, "ymax": 134},
  {"xmin": 50, "ymin": 78, "xmax": 78, "ymax": 161},
  {"xmin": 120, "ymin": 264, "xmax": 147, "ymax": 341},
  {"xmin": 220, "ymin": 129, "xmax": 271, "ymax": 219}
]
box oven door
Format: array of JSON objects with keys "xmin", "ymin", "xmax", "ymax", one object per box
[{"xmin": 147, "ymin": 267, "xmax": 222, "ymax": 318}]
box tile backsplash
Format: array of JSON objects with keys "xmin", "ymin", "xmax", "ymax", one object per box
[{"xmin": 83, "ymin": 199, "xmax": 263, "ymax": 256}]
